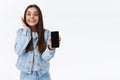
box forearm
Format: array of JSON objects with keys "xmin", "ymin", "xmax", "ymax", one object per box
[{"xmin": 14, "ymin": 27, "xmax": 31, "ymax": 55}]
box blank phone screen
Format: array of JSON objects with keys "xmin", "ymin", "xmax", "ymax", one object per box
[{"xmin": 51, "ymin": 31, "xmax": 59, "ymax": 48}]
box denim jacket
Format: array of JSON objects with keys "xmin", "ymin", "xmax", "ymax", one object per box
[{"xmin": 14, "ymin": 27, "xmax": 55, "ymax": 76}]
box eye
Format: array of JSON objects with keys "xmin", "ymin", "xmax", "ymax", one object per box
[
  {"xmin": 26, "ymin": 13, "xmax": 31, "ymax": 16},
  {"xmin": 34, "ymin": 13, "xmax": 39, "ymax": 16}
]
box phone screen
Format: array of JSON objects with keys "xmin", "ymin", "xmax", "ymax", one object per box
[{"xmin": 51, "ymin": 31, "xmax": 59, "ymax": 48}]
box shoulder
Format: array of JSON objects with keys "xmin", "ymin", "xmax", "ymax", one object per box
[
  {"xmin": 16, "ymin": 28, "xmax": 24, "ymax": 35},
  {"xmin": 44, "ymin": 29, "xmax": 50, "ymax": 35},
  {"xmin": 44, "ymin": 29, "xmax": 51, "ymax": 40},
  {"xmin": 44, "ymin": 29, "xmax": 50, "ymax": 33},
  {"xmin": 16, "ymin": 27, "xmax": 31, "ymax": 35}
]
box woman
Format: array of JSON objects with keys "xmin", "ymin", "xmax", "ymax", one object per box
[{"xmin": 14, "ymin": 4, "xmax": 60, "ymax": 80}]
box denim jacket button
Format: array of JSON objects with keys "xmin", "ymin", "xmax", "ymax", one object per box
[
  {"xmin": 28, "ymin": 70, "xmax": 30, "ymax": 73},
  {"xmin": 39, "ymin": 70, "xmax": 42, "ymax": 74},
  {"xmin": 35, "ymin": 54, "xmax": 38, "ymax": 57}
]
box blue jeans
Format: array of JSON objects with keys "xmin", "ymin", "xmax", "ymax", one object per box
[{"xmin": 20, "ymin": 71, "xmax": 51, "ymax": 80}]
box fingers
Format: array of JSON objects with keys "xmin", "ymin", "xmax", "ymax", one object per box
[
  {"xmin": 48, "ymin": 38, "xmax": 51, "ymax": 44},
  {"xmin": 21, "ymin": 16, "xmax": 26, "ymax": 27},
  {"xmin": 59, "ymin": 36, "xmax": 61, "ymax": 41}
]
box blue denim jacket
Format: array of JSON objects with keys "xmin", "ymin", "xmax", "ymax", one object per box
[{"xmin": 14, "ymin": 27, "xmax": 55, "ymax": 76}]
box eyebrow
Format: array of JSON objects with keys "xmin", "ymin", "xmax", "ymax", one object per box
[{"xmin": 26, "ymin": 11, "xmax": 38, "ymax": 14}]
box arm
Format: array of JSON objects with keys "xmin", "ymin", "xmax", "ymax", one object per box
[
  {"xmin": 14, "ymin": 27, "xmax": 31, "ymax": 56},
  {"xmin": 41, "ymin": 30, "xmax": 56, "ymax": 61}
]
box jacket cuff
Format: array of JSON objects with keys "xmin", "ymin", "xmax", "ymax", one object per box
[{"xmin": 47, "ymin": 47, "xmax": 56, "ymax": 54}]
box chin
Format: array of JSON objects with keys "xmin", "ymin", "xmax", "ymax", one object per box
[{"xmin": 29, "ymin": 24, "xmax": 37, "ymax": 27}]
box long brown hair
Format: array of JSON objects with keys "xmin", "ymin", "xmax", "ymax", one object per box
[{"xmin": 24, "ymin": 4, "xmax": 46, "ymax": 53}]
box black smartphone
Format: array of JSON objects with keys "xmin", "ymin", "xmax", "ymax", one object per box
[{"xmin": 51, "ymin": 31, "xmax": 59, "ymax": 48}]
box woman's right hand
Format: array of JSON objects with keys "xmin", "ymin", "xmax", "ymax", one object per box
[{"xmin": 21, "ymin": 16, "xmax": 26, "ymax": 27}]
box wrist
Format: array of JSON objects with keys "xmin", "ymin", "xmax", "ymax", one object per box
[{"xmin": 48, "ymin": 45, "xmax": 55, "ymax": 50}]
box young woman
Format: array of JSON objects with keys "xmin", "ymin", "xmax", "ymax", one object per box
[{"xmin": 14, "ymin": 4, "xmax": 60, "ymax": 80}]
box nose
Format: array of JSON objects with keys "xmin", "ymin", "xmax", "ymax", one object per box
[{"xmin": 30, "ymin": 15, "xmax": 34, "ymax": 19}]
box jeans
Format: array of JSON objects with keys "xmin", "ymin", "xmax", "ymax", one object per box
[{"xmin": 20, "ymin": 71, "xmax": 51, "ymax": 80}]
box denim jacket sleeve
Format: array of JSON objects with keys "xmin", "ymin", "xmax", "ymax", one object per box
[
  {"xmin": 14, "ymin": 27, "xmax": 31, "ymax": 56},
  {"xmin": 41, "ymin": 29, "xmax": 56, "ymax": 61}
]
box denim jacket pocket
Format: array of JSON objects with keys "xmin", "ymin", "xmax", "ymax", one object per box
[{"xmin": 20, "ymin": 71, "xmax": 29, "ymax": 78}]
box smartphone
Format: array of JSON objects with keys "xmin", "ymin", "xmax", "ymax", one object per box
[{"xmin": 51, "ymin": 31, "xmax": 59, "ymax": 48}]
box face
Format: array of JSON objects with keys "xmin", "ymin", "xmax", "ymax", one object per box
[{"xmin": 26, "ymin": 7, "xmax": 39, "ymax": 27}]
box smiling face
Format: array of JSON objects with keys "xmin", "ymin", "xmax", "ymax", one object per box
[{"xmin": 26, "ymin": 7, "xmax": 39, "ymax": 27}]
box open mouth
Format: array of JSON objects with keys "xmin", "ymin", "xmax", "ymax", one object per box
[{"xmin": 28, "ymin": 20, "xmax": 36, "ymax": 23}]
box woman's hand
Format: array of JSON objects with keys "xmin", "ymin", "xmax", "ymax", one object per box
[{"xmin": 21, "ymin": 16, "xmax": 26, "ymax": 27}]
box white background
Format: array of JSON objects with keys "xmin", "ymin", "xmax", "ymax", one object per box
[{"xmin": 0, "ymin": 0, "xmax": 120, "ymax": 80}]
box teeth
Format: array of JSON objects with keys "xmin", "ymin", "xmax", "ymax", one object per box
[
  {"xmin": 30, "ymin": 21, "xmax": 35, "ymax": 23},
  {"xmin": 29, "ymin": 20, "xmax": 35, "ymax": 23}
]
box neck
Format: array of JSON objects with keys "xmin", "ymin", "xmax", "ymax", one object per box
[{"xmin": 31, "ymin": 26, "xmax": 37, "ymax": 32}]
